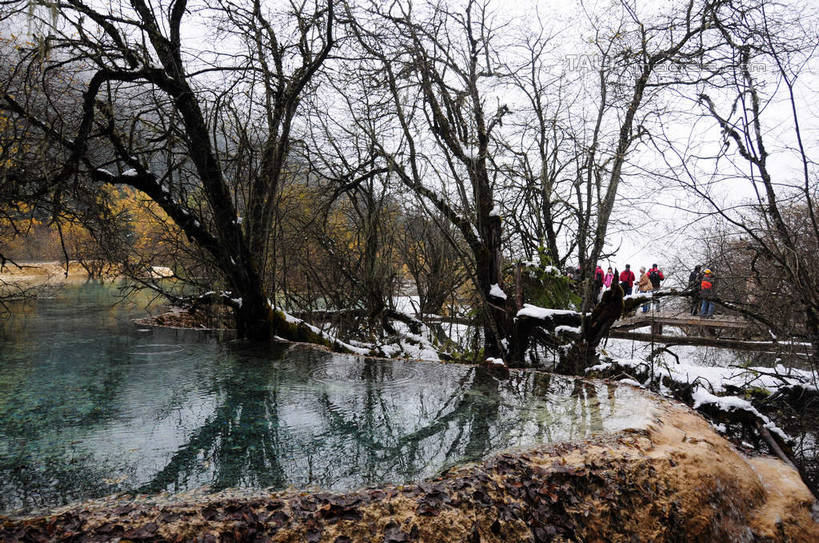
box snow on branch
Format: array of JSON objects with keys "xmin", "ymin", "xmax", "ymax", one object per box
[
  {"xmin": 516, "ymin": 304, "xmax": 582, "ymax": 331},
  {"xmin": 489, "ymin": 283, "xmax": 507, "ymax": 300}
]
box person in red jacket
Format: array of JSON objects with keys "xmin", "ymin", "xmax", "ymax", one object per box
[
  {"xmin": 700, "ymin": 269, "xmax": 716, "ymax": 318},
  {"xmin": 619, "ymin": 264, "xmax": 635, "ymax": 295}
]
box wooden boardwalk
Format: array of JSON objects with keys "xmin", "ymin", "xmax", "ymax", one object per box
[
  {"xmin": 606, "ymin": 312, "xmax": 813, "ymax": 353},
  {"xmin": 613, "ymin": 314, "xmax": 751, "ymax": 331}
]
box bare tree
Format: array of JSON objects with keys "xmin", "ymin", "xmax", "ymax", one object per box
[
  {"xmin": 329, "ymin": 0, "xmax": 513, "ymax": 358},
  {"xmin": 396, "ymin": 207, "xmax": 469, "ymax": 317},
  {"xmin": 498, "ymin": 21, "xmax": 578, "ymax": 269},
  {"xmin": 659, "ymin": 0, "xmax": 819, "ymax": 363},
  {"xmin": 314, "ymin": 0, "xmax": 728, "ymax": 367},
  {"xmin": 277, "ymin": 165, "xmax": 403, "ymax": 339},
  {"xmin": 1, "ymin": 0, "xmax": 338, "ymax": 342}
]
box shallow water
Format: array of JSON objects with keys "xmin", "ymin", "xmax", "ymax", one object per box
[{"xmin": 0, "ymin": 283, "xmax": 654, "ymax": 514}]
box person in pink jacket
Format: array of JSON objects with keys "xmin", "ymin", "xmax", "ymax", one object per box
[{"xmin": 603, "ymin": 267, "xmax": 614, "ymax": 288}]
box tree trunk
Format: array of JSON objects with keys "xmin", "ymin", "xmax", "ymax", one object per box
[
  {"xmin": 235, "ymin": 289, "xmax": 273, "ymax": 342},
  {"xmin": 476, "ymin": 213, "xmax": 512, "ymax": 359}
]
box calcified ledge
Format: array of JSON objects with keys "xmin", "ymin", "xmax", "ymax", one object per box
[{"xmin": 2, "ymin": 400, "xmax": 816, "ymax": 543}]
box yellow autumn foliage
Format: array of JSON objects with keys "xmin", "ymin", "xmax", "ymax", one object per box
[{"xmin": 0, "ymin": 185, "xmax": 178, "ymax": 264}]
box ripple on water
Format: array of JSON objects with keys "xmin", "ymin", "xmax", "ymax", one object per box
[
  {"xmin": 128, "ymin": 343, "xmax": 184, "ymax": 356},
  {"xmin": 307, "ymin": 358, "xmax": 422, "ymax": 394}
]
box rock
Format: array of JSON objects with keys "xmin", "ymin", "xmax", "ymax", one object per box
[{"xmin": 481, "ymin": 357, "xmax": 510, "ymax": 379}]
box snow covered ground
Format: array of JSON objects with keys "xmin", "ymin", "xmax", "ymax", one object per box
[
  {"xmin": 590, "ymin": 333, "xmax": 818, "ymax": 444},
  {"xmin": 598, "ymin": 333, "xmax": 817, "ymax": 395}
]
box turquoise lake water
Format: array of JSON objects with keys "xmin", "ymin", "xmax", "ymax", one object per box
[{"xmin": 0, "ymin": 283, "xmax": 653, "ymax": 514}]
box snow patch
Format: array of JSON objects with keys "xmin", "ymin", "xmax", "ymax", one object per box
[
  {"xmin": 471, "ymin": 224, "xmax": 481, "ymax": 241},
  {"xmin": 150, "ymin": 266, "xmax": 174, "ymax": 279},
  {"xmin": 619, "ymin": 378, "xmax": 644, "ymax": 388},
  {"xmin": 489, "ymin": 283, "xmax": 507, "ymax": 300},
  {"xmin": 691, "ymin": 388, "xmax": 791, "ymax": 442},
  {"xmin": 393, "ymin": 295, "xmax": 420, "ymax": 314},
  {"xmin": 692, "ymin": 388, "xmax": 753, "ymax": 411},
  {"xmin": 517, "ymin": 304, "xmax": 579, "ymax": 320},
  {"xmin": 586, "ymin": 361, "xmax": 613, "ymax": 373},
  {"xmin": 601, "ymin": 337, "xmax": 817, "ymax": 396},
  {"xmin": 387, "ymin": 321, "xmax": 440, "ymax": 362},
  {"xmin": 272, "ymin": 302, "xmax": 371, "ymax": 356}
]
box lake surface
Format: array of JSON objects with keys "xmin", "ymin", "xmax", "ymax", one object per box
[{"xmin": 0, "ymin": 283, "xmax": 654, "ymax": 515}]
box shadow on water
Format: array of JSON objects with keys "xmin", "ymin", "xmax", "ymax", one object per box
[{"xmin": 0, "ymin": 284, "xmax": 653, "ymax": 514}]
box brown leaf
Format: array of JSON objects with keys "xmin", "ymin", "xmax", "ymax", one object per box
[
  {"xmin": 94, "ymin": 522, "xmax": 124, "ymax": 535},
  {"xmin": 122, "ymin": 521, "xmax": 158, "ymax": 540},
  {"xmin": 157, "ymin": 510, "xmax": 177, "ymax": 524},
  {"xmin": 369, "ymin": 489, "xmax": 387, "ymax": 501},
  {"xmin": 384, "ymin": 521, "xmax": 409, "ymax": 542},
  {"xmin": 299, "ymin": 498, "xmax": 318, "ymax": 512},
  {"xmin": 114, "ymin": 505, "xmax": 135, "ymax": 516},
  {"xmin": 266, "ymin": 510, "xmax": 289, "ymax": 526},
  {"xmin": 201, "ymin": 505, "xmax": 219, "ymax": 521}
]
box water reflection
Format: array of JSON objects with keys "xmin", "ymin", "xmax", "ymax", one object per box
[{"xmin": 0, "ymin": 284, "xmax": 653, "ymax": 514}]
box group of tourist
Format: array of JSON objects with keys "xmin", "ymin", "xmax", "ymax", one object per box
[
  {"xmin": 572, "ymin": 262, "xmax": 718, "ymax": 318},
  {"xmin": 591, "ymin": 263, "xmax": 663, "ymax": 294},
  {"xmin": 592, "ymin": 263, "xmax": 665, "ymax": 312}
]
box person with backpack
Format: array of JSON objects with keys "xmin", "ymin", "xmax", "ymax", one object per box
[
  {"xmin": 648, "ymin": 264, "xmax": 664, "ymax": 312},
  {"xmin": 688, "ymin": 264, "xmax": 702, "ymax": 315},
  {"xmin": 699, "ymin": 269, "xmax": 716, "ymax": 318},
  {"xmin": 594, "ymin": 265, "xmax": 605, "ymax": 300},
  {"xmin": 619, "ymin": 264, "xmax": 635, "ymax": 295}
]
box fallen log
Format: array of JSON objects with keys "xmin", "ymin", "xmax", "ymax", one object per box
[{"xmin": 609, "ymin": 330, "xmax": 813, "ymax": 354}]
